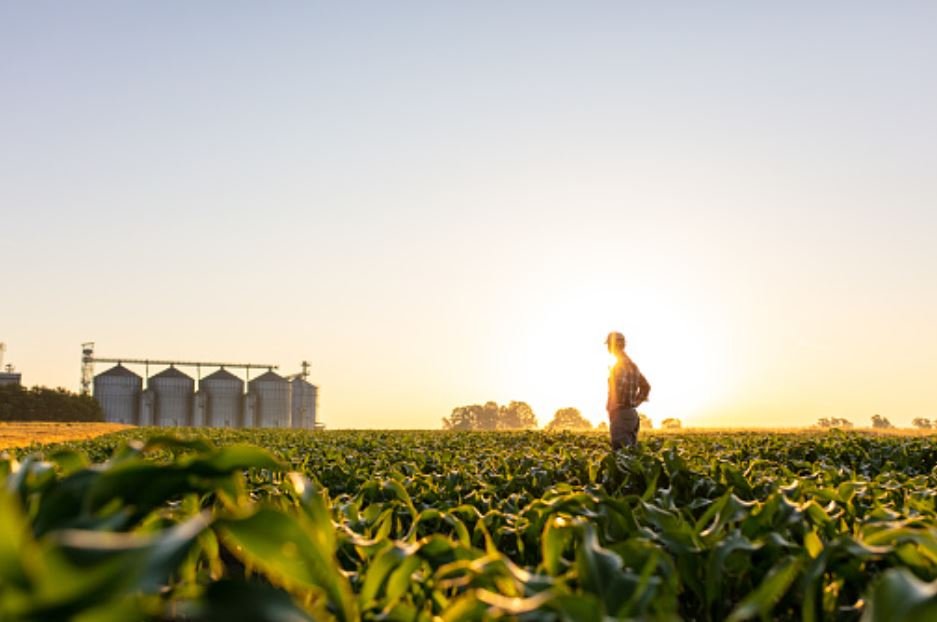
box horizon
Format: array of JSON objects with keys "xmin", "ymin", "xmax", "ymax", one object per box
[{"xmin": 3, "ymin": 3, "xmax": 936, "ymax": 429}]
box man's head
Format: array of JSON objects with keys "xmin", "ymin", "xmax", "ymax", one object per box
[{"xmin": 605, "ymin": 331, "xmax": 626, "ymax": 356}]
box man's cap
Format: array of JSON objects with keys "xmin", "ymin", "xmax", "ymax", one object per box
[{"xmin": 604, "ymin": 331, "xmax": 626, "ymax": 345}]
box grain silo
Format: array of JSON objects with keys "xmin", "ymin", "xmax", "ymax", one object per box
[
  {"xmin": 201, "ymin": 368, "xmax": 244, "ymax": 428},
  {"xmin": 248, "ymin": 370, "xmax": 291, "ymax": 428},
  {"xmin": 290, "ymin": 378, "xmax": 317, "ymax": 429},
  {"xmin": 149, "ymin": 366, "xmax": 194, "ymax": 427},
  {"xmin": 93, "ymin": 364, "xmax": 142, "ymax": 424}
]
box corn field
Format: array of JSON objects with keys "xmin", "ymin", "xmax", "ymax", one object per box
[{"xmin": 2, "ymin": 429, "xmax": 937, "ymax": 621}]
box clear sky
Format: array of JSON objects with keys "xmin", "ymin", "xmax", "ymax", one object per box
[{"xmin": 3, "ymin": 2, "xmax": 936, "ymax": 429}]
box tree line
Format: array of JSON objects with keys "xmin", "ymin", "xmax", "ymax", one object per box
[
  {"xmin": 0, "ymin": 385, "xmax": 103, "ymax": 422},
  {"xmin": 442, "ymin": 402, "xmax": 681, "ymax": 431},
  {"xmin": 817, "ymin": 415, "xmax": 936, "ymax": 430},
  {"xmin": 442, "ymin": 401, "xmax": 538, "ymax": 430}
]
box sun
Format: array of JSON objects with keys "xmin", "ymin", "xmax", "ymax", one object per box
[{"xmin": 510, "ymin": 289, "xmax": 734, "ymax": 428}]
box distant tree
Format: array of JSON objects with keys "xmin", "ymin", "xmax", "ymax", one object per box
[
  {"xmin": 661, "ymin": 418, "xmax": 682, "ymax": 430},
  {"xmin": 912, "ymin": 417, "xmax": 933, "ymax": 430},
  {"xmin": 442, "ymin": 405, "xmax": 477, "ymax": 430},
  {"xmin": 498, "ymin": 401, "xmax": 538, "ymax": 430},
  {"xmin": 478, "ymin": 401, "xmax": 502, "ymax": 430},
  {"xmin": 545, "ymin": 407, "xmax": 592, "ymax": 431},
  {"xmin": 639, "ymin": 413, "xmax": 653, "ymax": 429},
  {"xmin": 442, "ymin": 401, "xmax": 537, "ymax": 430},
  {"xmin": 871, "ymin": 414, "xmax": 894, "ymax": 429},
  {"xmin": 831, "ymin": 417, "xmax": 853, "ymax": 428},
  {"xmin": 596, "ymin": 421, "xmax": 608, "ymax": 432},
  {"xmin": 817, "ymin": 418, "xmax": 831, "ymax": 428}
]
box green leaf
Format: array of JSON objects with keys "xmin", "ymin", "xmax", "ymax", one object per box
[
  {"xmin": 47, "ymin": 450, "xmax": 89, "ymax": 476},
  {"xmin": 182, "ymin": 444, "xmax": 286, "ymax": 475},
  {"xmin": 0, "ymin": 490, "xmax": 35, "ymax": 591},
  {"xmin": 706, "ymin": 531, "xmax": 762, "ymax": 610},
  {"xmin": 804, "ymin": 530, "xmax": 823, "ymax": 559},
  {"xmin": 575, "ymin": 523, "xmax": 631, "ymax": 614},
  {"xmin": 217, "ymin": 509, "xmax": 358, "ymax": 622},
  {"xmin": 3, "ymin": 512, "xmax": 209, "ymax": 620},
  {"xmin": 541, "ymin": 514, "xmax": 576, "ymax": 576},
  {"xmin": 474, "ymin": 588, "xmax": 555, "ymax": 614},
  {"xmin": 861, "ymin": 569, "xmax": 937, "ymax": 622},
  {"xmin": 545, "ymin": 593, "xmax": 604, "ymax": 622},
  {"xmin": 50, "ymin": 511, "xmax": 211, "ymax": 592},
  {"xmin": 141, "ymin": 435, "xmax": 216, "ymax": 455},
  {"xmin": 360, "ymin": 543, "xmax": 410, "ymax": 607},
  {"xmin": 178, "ymin": 579, "xmax": 314, "ymax": 622},
  {"xmin": 727, "ymin": 556, "xmax": 803, "ymax": 622},
  {"xmin": 439, "ymin": 592, "xmax": 488, "ymax": 622}
]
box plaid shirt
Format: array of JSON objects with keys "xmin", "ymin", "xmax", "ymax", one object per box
[{"xmin": 607, "ymin": 355, "xmax": 650, "ymax": 411}]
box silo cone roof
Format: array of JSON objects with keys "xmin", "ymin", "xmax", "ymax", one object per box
[
  {"xmin": 151, "ymin": 366, "xmax": 193, "ymax": 381},
  {"xmin": 202, "ymin": 369, "xmax": 243, "ymax": 382},
  {"xmin": 250, "ymin": 370, "xmax": 286, "ymax": 385},
  {"xmin": 97, "ymin": 364, "xmax": 142, "ymax": 379},
  {"xmin": 291, "ymin": 378, "xmax": 318, "ymax": 390}
]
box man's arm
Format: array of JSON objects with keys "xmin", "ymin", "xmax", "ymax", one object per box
[{"xmin": 637, "ymin": 372, "xmax": 651, "ymax": 403}]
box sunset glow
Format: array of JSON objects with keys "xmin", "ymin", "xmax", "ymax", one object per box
[{"xmin": 3, "ymin": 3, "xmax": 936, "ymax": 429}]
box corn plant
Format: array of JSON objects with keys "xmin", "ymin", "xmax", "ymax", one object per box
[{"xmin": 2, "ymin": 429, "xmax": 937, "ymax": 620}]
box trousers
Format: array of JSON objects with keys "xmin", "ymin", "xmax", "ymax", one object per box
[{"xmin": 608, "ymin": 407, "xmax": 640, "ymax": 449}]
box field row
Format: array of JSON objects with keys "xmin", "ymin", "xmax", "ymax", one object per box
[
  {"xmin": 2, "ymin": 429, "xmax": 936, "ymax": 620},
  {"xmin": 0, "ymin": 421, "xmax": 131, "ymax": 450}
]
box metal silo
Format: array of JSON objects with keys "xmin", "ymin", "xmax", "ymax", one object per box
[
  {"xmin": 93, "ymin": 364, "xmax": 142, "ymax": 424},
  {"xmin": 290, "ymin": 378, "xmax": 317, "ymax": 429},
  {"xmin": 201, "ymin": 368, "xmax": 243, "ymax": 428},
  {"xmin": 248, "ymin": 370, "xmax": 291, "ymax": 428},
  {"xmin": 149, "ymin": 366, "xmax": 194, "ymax": 427}
]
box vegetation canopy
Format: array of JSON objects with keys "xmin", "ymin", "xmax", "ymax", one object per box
[
  {"xmin": 442, "ymin": 401, "xmax": 537, "ymax": 430},
  {"xmin": 1, "ymin": 428, "xmax": 937, "ymax": 621},
  {"xmin": 0, "ymin": 385, "xmax": 103, "ymax": 423},
  {"xmin": 545, "ymin": 407, "xmax": 593, "ymax": 431}
]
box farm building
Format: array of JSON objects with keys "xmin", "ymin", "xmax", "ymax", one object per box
[
  {"xmin": 88, "ymin": 352, "xmax": 318, "ymax": 429},
  {"xmin": 0, "ymin": 372, "xmax": 21, "ymax": 387},
  {"xmin": 0, "ymin": 343, "xmax": 22, "ymax": 387}
]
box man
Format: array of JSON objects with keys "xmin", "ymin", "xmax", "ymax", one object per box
[{"xmin": 605, "ymin": 331, "xmax": 651, "ymax": 449}]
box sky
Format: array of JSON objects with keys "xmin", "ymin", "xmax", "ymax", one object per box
[{"xmin": 2, "ymin": 2, "xmax": 936, "ymax": 429}]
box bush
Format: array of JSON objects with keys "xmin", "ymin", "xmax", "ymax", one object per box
[
  {"xmin": 871, "ymin": 414, "xmax": 894, "ymax": 429},
  {"xmin": 0, "ymin": 385, "xmax": 103, "ymax": 422},
  {"xmin": 545, "ymin": 407, "xmax": 592, "ymax": 431}
]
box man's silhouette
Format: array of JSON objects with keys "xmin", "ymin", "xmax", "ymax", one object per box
[{"xmin": 605, "ymin": 332, "xmax": 651, "ymax": 449}]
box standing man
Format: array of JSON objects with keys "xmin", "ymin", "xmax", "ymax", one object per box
[{"xmin": 605, "ymin": 331, "xmax": 651, "ymax": 449}]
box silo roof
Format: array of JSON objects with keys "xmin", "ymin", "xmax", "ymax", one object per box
[
  {"xmin": 250, "ymin": 370, "xmax": 286, "ymax": 384},
  {"xmin": 202, "ymin": 368, "xmax": 243, "ymax": 382},
  {"xmin": 151, "ymin": 366, "xmax": 193, "ymax": 380},
  {"xmin": 97, "ymin": 364, "xmax": 141, "ymax": 379},
  {"xmin": 290, "ymin": 378, "xmax": 318, "ymax": 389}
]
